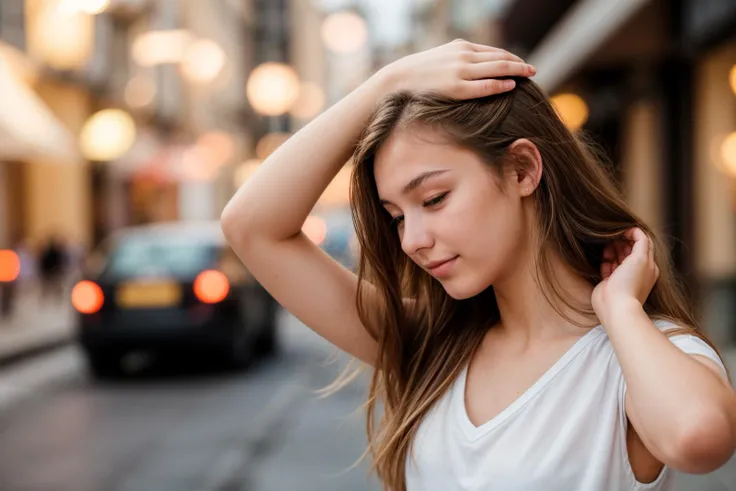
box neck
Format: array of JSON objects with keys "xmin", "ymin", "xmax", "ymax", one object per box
[{"xmin": 492, "ymin": 245, "xmax": 598, "ymax": 345}]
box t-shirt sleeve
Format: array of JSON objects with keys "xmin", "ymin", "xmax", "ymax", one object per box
[
  {"xmin": 617, "ymin": 320, "xmax": 730, "ymax": 410},
  {"xmin": 653, "ymin": 320, "xmax": 729, "ymax": 380}
]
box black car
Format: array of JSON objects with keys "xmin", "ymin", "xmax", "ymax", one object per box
[{"xmin": 72, "ymin": 221, "xmax": 279, "ymax": 378}]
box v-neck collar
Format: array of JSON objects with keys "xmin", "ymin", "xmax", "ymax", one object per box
[{"xmin": 453, "ymin": 326, "xmax": 603, "ymax": 442}]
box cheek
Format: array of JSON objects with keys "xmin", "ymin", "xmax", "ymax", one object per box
[{"xmin": 453, "ymin": 194, "xmax": 525, "ymax": 271}]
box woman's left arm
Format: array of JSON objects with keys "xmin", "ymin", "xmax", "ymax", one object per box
[{"xmin": 593, "ymin": 228, "xmax": 736, "ymax": 474}]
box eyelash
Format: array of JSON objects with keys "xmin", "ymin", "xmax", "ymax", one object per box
[{"xmin": 389, "ymin": 192, "xmax": 449, "ymax": 228}]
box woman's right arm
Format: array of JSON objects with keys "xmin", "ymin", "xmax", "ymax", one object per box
[{"xmin": 220, "ymin": 40, "xmax": 534, "ymax": 365}]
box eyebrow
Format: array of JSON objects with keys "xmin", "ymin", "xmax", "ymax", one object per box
[{"xmin": 379, "ymin": 170, "xmax": 450, "ymax": 205}]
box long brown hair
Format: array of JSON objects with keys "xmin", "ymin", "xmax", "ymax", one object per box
[{"xmin": 346, "ymin": 77, "xmax": 723, "ymax": 491}]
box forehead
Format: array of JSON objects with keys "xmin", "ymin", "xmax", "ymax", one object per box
[{"xmin": 373, "ymin": 126, "xmax": 484, "ymax": 196}]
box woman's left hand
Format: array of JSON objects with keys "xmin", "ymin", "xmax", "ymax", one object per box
[{"xmin": 592, "ymin": 227, "xmax": 660, "ymax": 325}]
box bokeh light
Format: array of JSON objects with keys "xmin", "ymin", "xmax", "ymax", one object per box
[
  {"xmin": 321, "ymin": 11, "xmax": 368, "ymax": 54},
  {"xmin": 290, "ymin": 82, "xmax": 326, "ymax": 119},
  {"xmin": 181, "ymin": 39, "xmax": 226, "ymax": 84},
  {"xmin": 550, "ymin": 93, "xmax": 589, "ymax": 132},
  {"xmin": 59, "ymin": 0, "xmax": 110, "ymax": 15},
  {"xmin": 233, "ymin": 158, "xmax": 262, "ymax": 187},
  {"xmin": 194, "ymin": 270, "xmax": 230, "ymax": 303},
  {"xmin": 71, "ymin": 280, "xmax": 104, "ymax": 314},
  {"xmin": 124, "ymin": 75, "xmax": 157, "ymax": 108},
  {"xmin": 132, "ymin": 30, "xmax": 192, "ymax": 67},
  {"xmin": 718, "ymin": 132, "xmax": 736, "ymax": 177},
  {"xmin": 80, "ymin": 109, "xmax": 137, "ymax": 161},
  {"xmin": 0, "ymin": 250, "xmax": 20, "ymax": 282},
  {"xmin": 246, "ymin": 62, "xmax": 300, "ymax": 116},
  {"xmin": 256, "ymin": 132, "xmax": 291, "ymax": 160},
  {"xmin": 302, "ymin": 215, "xmax": 328, "ymax": 246},
  {"xmin": 28, "ymin": 2, "xmax": 94, "ymax": 70}
]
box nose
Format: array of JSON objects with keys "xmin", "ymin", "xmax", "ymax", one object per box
[{"xmin": 400, "ymin": 215, "xmax": 434, "ymax": 256}]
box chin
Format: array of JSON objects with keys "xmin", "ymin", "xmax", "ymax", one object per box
[{"xmin": 440, "ymin": 276, "xmax": 492, "ymax": 300}]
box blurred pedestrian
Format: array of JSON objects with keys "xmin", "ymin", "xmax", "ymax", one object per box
[
  {"xmin": 221, "ymin": 40, "xmax": 735, "ymax": 490},
  {"xmin": 39, "ymin": 234, "xmax": 68, "ymax": 301},
  {"xmin": 15, "ymin": 238, "xmax": 37, "ymax": 292}
]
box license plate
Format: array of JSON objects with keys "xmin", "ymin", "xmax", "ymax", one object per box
[{"xmin": 117, "ymin": 281, "xmax": 182, "ymax": 308}]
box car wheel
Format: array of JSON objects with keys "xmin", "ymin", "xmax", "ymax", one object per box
[{"xmin": 86, "ymin": 352, "xmax": 122, "ymax": 380}]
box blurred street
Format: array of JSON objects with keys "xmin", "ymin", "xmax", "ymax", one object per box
[
  {"xmin": 0, "ymin": 309, "xmax": 731, "ymax": 490},
  {"xmin": 0, "ymin": 309, "xmax": 380, "ymax": 491}
]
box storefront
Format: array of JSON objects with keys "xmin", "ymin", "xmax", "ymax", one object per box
[
  {"xmin": 501, "ymin": 0, "xmax": 736, "ymax": 345},
  {"xmin": 683, "ymin": 0, "xmax": 736, "ymax": 346}
]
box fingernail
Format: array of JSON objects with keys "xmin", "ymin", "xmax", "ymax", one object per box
[
  {"xmin": 528, "ymin": 64, "xmax": 536, "ymax": 74},
  {"xmin": 504, "ymin": 80, "xmax": 516, "ymax": 90}
]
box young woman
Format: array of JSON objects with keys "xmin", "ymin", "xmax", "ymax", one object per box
[{"xmin": 221, "ymin": 40, "xmax": 736, "ymax": 490}]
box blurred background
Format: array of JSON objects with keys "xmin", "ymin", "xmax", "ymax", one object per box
[{"xmin": 0, "ymin": 0, "xmax": 734, "ymax": 490}]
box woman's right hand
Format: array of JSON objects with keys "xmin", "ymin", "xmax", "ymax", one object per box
[{"xmin": 378, "ymin": 39, "xmax": 535, "ymax": 100}]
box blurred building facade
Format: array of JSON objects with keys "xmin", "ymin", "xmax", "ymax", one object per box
[
  {"xmin": 0, "ymin": 0, "xmax": 260, "ymax": 253},
  {"xmin": 497, "ymin": 0, "xmax": 736, "ymax": 346}
]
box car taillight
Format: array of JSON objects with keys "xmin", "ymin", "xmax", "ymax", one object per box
[
  {"xmin": 71, "ymin": 280, "xmax": 104, "ymax": 314},
  {"xmin": 193, "ymin": 270, "xmax": 229, "ymax": 304}
]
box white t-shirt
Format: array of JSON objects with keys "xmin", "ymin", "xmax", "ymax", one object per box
[{"xmin": 405, "ymin": 321, "xmax": 728, "ymax": 491}]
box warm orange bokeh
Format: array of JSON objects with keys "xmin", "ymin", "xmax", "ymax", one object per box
[
  {"xmin": 302, "ymin": 215, "xmax": 327, "ymax": 246},
  {"xmin": 71, "ymin": 280, "xmax": 105, "ymax": 314},
  {"xmin": 194, "ymin": 270, "xmax": 230, "ymax": 304},
  {"xmin": 0, "ymin": 250, "xmax": 20, "ymax": 282}
]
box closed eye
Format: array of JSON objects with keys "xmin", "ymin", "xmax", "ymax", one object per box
[
  {"xmin": 388, "ymin": 193, "xmax": 449, "ymax": 228},
  {"xmin": 423, "ymin": 192, "xmax": 449, "ymax": 207}
]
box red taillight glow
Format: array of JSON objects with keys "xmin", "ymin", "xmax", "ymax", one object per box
[
  {"xmin": 71, "ymin": 281, "xmax": 104, "ymax": 314},
  {"xmin": 0, "ymin": 250, "xmax": 20, "ymax": 282},
  {"xmin": 194, "ymin": 270, "xmax": 230, "ymax": 304}
]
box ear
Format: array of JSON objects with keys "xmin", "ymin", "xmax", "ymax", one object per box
[{"xmin": 507, "ymin": 138, "xmax": 543, "ymax": 198}]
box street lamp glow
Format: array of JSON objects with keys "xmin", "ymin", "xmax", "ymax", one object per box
[
  {"xmin": 29, "ymin": 2, "xmax": 94, "ymax": 70},
  {"xmin": 729, "ymin": 65, "xmax": 736, "ymax": 96},
  {"xmin": 321, "ymin": 11, "xmax": 368, "ymax": 54},
  {"xmin": 132, "ymin": 30, "xmax": 192, "ymax": 66},
  {"xmin": 80, "ymin": 109, "xmax": 137, "ymax": 161},
  {"xmin": 59, "ymin": 0, "xmax": 110, "ymax": 14},
  {"xmin": 550, "ymin": 93, "xmax": 589, "ymax": 132},
  {"xmin": 719, "ymin": 132, "xmax": 736, "ymax": 177},
  {"xmin": 290, "ymin": 82, "xmax": 326, "ymax": 119},
  {"xmin": 181, "ymin": 39, "xmax": 226, "ymax": 84},
  {"xmin": 246, "ymin": 62, "xmax": 300, "ymax": 116}
]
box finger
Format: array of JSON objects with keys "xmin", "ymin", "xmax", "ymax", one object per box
[
  {"xmin": 648, "ymin": 240, "xmax": 654, "ymax": 265},
  {"xmin": 602, "ymin": 244, "xmax": 616, "ymax": 261},
  {"xmin": 613, "ymin": 239, "xmax": 627, "ymax": 265},
  {"xmin": 469, "ymin": 50, "xmax": 525, "ymax": 64},
  {"xmin": 624, "ymin": 227, "xmax": 649, "ymax": 259},
  {"xmin": 461, "ymin": 78, "xmax": 516, "ymax": 97},
  {"xmin": 601, "ymin": 260, "xmax": 612, "ymax": 279},
  {"xmin": 468, "ymin": 42, "xmax": 514, "ymax": 54},
  {"xmin": 463, "ymin": 60, "xmax": 535, "ymax": 80}
]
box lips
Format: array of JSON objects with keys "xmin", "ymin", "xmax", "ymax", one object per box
[{"xmin": 424, "ymin": 256, "xmax": 459, "ymax": 276}]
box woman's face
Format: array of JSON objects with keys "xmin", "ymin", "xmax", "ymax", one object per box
[{"xmin": 373, "ymin": 127, "xmax": 530, "ymax": 299}]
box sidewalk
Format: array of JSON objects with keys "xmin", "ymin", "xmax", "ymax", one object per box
[{"xmin": 0, "ymin": 282, "xmax": 75, "ymax": 365}]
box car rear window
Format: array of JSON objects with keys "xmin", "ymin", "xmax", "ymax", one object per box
[{"xmin": 102, "ymin": 235, "xmax": 217, "ymax": 278}]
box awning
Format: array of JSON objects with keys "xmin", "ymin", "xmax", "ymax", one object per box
[
  {"xmin": 528, "ymin": 0, "xmax": 651, "ymax": 92},
  {"xmin": 0, "ymin": 43, "xmax": 79, "ymax": 163}
]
